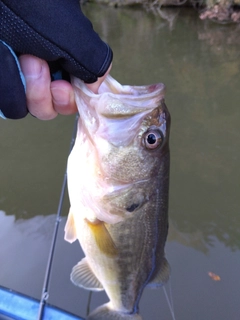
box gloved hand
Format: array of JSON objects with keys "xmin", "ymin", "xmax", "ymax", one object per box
[{"xmin": 0, "ymin": 0, "xmax": 113, "ymax": 119}]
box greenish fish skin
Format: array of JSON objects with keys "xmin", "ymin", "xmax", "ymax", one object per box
[{"xmin": 65, "ymin": 75, "xmax": 171, "ymax": 320}]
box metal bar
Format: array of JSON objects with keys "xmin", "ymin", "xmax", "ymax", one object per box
[
  {"xmin": 37, "ymin": 115, "xmax": 79, "ymax": 320},
  {"xmin": 0, "ymin": 285, "xmax": 83, "ymax": 320}
]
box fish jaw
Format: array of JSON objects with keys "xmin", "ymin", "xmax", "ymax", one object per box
[{"xmin": 67, "ymin": 135, "xmax": 129, "ymax": 225}]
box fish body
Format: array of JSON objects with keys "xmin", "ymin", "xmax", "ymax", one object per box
[{"xmin": 65, "ymin": 75, "xmax": 171, "ymax": 319}]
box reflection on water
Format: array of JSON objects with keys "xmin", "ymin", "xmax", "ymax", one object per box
[
  {"xmin": 0, "ymin": 5, "xmax": 240, "ymax": 320},
  {"xmin": 0, "ymin": 211, "xmax": 53, "ymax": 298}
]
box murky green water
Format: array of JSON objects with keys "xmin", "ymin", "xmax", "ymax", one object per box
[{"xmin": 0, "ymin": 5, "xmax": 240, "ymax": 320}]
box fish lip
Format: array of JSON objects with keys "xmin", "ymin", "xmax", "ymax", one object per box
[{"xmin": 71, "ymin": 74, "xmax": 165, "ymax": 107}]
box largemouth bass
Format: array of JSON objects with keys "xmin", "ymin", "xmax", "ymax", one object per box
[{"xmin": 65, "ymin": 75, "xmax": 171, "ymax": 320}]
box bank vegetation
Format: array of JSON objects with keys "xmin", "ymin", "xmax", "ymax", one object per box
[{"xmin": 86, "ymin": 0, "xmax": 240, "ymax": 22}]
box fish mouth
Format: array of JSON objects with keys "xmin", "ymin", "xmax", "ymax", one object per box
[{"xmin": 72, "ymin": 75, "xmax": 166, "ymax": 147}]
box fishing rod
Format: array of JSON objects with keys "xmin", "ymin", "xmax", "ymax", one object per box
[{"xmin": 37, "ymin": 115, "xmax": 79, "ymax": 320}]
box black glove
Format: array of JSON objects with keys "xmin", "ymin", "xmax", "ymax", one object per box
[
  {"xmin": 0, "ymin": 0, "xmax": 113, "ymax": 119},
  {"xmin": 0, "ymin": 41, "xmax": 27, "ymax": 119}
]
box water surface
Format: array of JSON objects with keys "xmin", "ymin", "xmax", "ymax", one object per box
[{"xmin": 0, "ymin": 5, "xmax": 240, "ymax": 320}]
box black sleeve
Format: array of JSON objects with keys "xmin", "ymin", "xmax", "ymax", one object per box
[
  {"xmin": 0, "ymin": 0, "xmax": 113, "ymax": 83},
  {"xmin": 0, "ymin": 41, "xmax": 28, "ymax": 119}
]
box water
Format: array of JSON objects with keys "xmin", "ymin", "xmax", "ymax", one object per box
[{"xmin": 0, "ymin": 5, "xmax": 240, "ymax": 320}]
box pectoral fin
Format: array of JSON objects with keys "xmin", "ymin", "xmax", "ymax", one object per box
[
  {"xmin": 64, "ymin": 209, "xmax": 77, "ymax": 243},
  {"xmin": 147, "ymin": 257, "xmax": 171, "ymax": 288},
  {"xmin": 71, "ymin": 258, "xmax": 103, "ymax": 291},
  {"xmin": 86, "ymin": 220, "xmax": 118, "ymax": 257}
]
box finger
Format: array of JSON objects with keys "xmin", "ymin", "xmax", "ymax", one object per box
[
  {"xmin": 51, "ymin": 80, "xmax": 77, "ymax": 115},
  {"xmin": 19, "ymin": 55, "xmax": 58, "ymax": 120},
  {"xmin": 85, "ymin": 63, "xmax": 112, "ymax": 94}
]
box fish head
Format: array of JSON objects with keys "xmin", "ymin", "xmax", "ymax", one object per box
[{"xmin": 69, "ymin": 75, "xmax": 170, "ymax": 224}]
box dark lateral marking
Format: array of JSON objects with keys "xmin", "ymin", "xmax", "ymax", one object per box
[{"xmin": 126, "ymin": 203, "xmax": 139, "ymax": 212}]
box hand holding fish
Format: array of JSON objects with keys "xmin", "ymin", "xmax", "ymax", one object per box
[
  {"xmin": 17, "ymin": 55, "xmax": 78, "ymax": 120},
  {"xmin": 0, "ymin": 0, "xmax": 113, "ymax": 120},
  {"xmin": 17, "ymin": 56, "xmax": 111, "ymax": 120}
]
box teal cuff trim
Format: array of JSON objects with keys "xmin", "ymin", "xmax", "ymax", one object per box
[{"xmin": 0, "ymin": 110, "xmax": 7, "ymax": 119}]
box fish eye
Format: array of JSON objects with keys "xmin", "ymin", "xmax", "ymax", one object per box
[{"xmin": 142, "ymin": 129, "xmax": 164, "ymax": 150}]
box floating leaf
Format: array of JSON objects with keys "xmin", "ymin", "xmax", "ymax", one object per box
[{"xmin": 208, "ymin": 272, "xmax": 221, "ymax": 281}]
